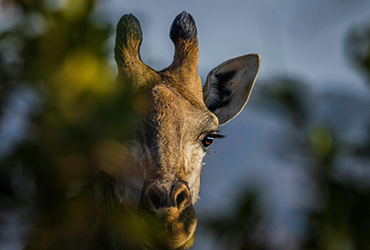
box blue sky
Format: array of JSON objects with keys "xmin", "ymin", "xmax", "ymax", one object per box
[
  {"xmin": 94, "ymin": 0, "xmax": 370, "ymax": 93},
  {"xmin": 92, "ymin": 1, "xmax": 370, "ymax": 249},
  {"xmin": 1, "ymin": 1, "xmax": 370, "ymax": 249}
]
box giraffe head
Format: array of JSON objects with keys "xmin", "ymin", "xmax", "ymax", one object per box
[{"xmin": 101, "ymin": 11, "xmax": 260, "ymax": 249}]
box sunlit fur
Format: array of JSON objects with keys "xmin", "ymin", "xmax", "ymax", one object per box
[{"xmin": 94, "ymin": 11, "xmax": 260, "ymax": 250}]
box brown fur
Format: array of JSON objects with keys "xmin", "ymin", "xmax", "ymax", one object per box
[
  {"xmin": 95, "ymin": 11, "xmax": 260, "ymax": 250},
  {"xmin": 25, "ymin": 12, "xmax": 259, "ymax": 250}
]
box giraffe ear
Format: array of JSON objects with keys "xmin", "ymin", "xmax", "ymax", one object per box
[{"xmin": 203, "ymin": 54, "xmax": 260, "ymax": 125}]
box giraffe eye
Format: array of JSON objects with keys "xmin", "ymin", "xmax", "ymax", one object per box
[{"xmin": 202, "ymin": 136, "xmax": 214, "ymax": 149}]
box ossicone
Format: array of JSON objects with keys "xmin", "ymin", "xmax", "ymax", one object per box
[
  {"xmin": 115, "ymin": 14, "xmax": 142, "ymax": 49},
  {"xmin": 114, "ymin": 13, "xmax": 158, "ymax": 90},
  {"xmin": 165, "ymin": 11, "xmax": 199, "ymax": 84},
  {"xmin": 170, "ymin": 11, "xmax": 197, "ymax": 44}
]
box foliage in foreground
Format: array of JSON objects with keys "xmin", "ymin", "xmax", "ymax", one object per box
[{"xmin": 1, "ymin": 1, "xmax": 370, "ymax": 250}]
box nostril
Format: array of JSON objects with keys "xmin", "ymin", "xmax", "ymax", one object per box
[
  {"xmin": 176, "ymin": 191, "xmax": 186, "ymax": 208},
  {"xmin": 150, "ymin": 193, "xmax": 161, "ymax": 210},
  {"xmin": 144, "ymin": 184, "xmax": 165, "ymax": 211},
  {"xmin": 143, "ymin": 182, "xmax": 191, "ymax": 212},
  {"xmin": 172, "ymin": 183, "xmax": 191, "ymax": 212}
]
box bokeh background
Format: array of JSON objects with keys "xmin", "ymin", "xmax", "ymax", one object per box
[{"xmin": 1, "ymin": 0, "xmax": 370, "ymax": 249}]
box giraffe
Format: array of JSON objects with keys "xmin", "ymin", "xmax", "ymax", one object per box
[
  {"xmin": 26, "ymin": 11, "xmax": 260, "ymax": 250},
  {"xmin": 96, "ymin": 11, "xmax": 261, "ymax": 249}
]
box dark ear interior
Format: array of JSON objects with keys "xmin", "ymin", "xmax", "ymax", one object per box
[{"xmin": 206, "ymin": 70, "xmax": 237, "ymax": 113}]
